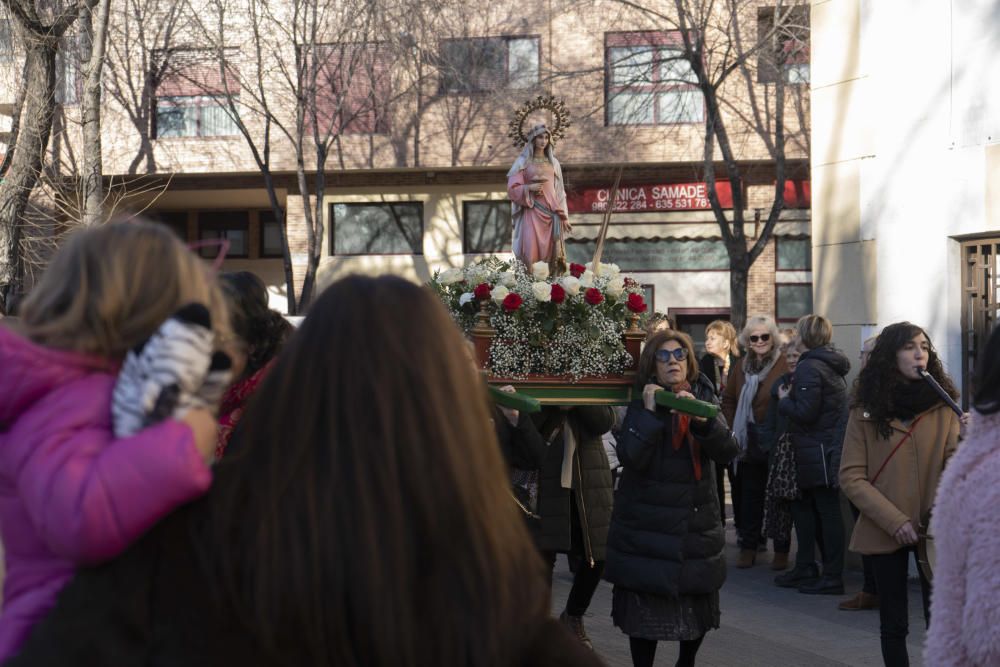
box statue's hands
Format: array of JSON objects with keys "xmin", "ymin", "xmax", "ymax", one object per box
[
  {"xmin": 528, "ymin": 183, "xmax": 543, "ymax": 193},
  {"xmin": 561, "ymin": 217, "xmax": 572, "ymax": 232}
]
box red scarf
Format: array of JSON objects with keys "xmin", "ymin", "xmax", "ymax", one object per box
[
  {"xmin": 215, "ymin": 360, "xmax": 273, "ymax": 460},
  {"xmin": 669, "ymin": 380, "xmax": 703, "ymax": 481}
]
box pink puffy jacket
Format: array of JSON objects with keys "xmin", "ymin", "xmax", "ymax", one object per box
[{"xmin": 0, "ymin": 326, "xmax": 212, "ymax": 660}]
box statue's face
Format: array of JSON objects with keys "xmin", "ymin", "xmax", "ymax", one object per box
[{"xmin": 532, "ymin": 133, "xmax": 549, "ymax": 151}]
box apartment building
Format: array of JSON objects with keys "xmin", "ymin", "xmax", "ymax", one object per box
[{"xmin": 0, "ymin": 1, "xmax": 811, "ymax": 340}]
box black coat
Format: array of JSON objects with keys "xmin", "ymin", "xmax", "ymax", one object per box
[
  {"xmin": 777, "ymin": 345, "xmax": 851, "ymax": 489},
  {"xmin": 698, "ymin": 352, "xmax": 738, "ymax": 398},
  {"xmin": 4, "ymin": 502, "xmax": 603, "ymax": 667},
  {"xmin": 603, "ymin": 375, "xmax": 739, "ymax": 597},
  {"xmin": 532, "ymin": 406, "xmax": 615, "ymax": 563},
  {"xmin": 756, "ymin": 371, "xmax": 795, "ymax": 461},
  {"xmin": 494, "ymin": 406, "xmax": 547, "ymax": 471}
]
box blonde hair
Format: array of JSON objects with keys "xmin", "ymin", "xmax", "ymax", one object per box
[
  {"xmin": 705, "ymin": 319, "xmax": 740, "ymax": 358},
  {"xmin": 796, "ymin": 314, "xmax": 832, "ymax": 350},
  {"xmin": 16, "ymin": 221, "xmax": 230, "ymax": 359},
  {"xmin": 738, "ymin": 314, "xmax": 781, "ymax": 349}
]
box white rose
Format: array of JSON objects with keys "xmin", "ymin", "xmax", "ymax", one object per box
[
  {"xmin": 606, "ymin": 277, "xmax": 626, "ymax": 298},
  {"xmin": 560, "ymin": 276, "xmax": 581, "ymax": 296},
  {"xmin": 490, "ymin": 285, "xmax": 510, "ymax": 303},
  {"xmin": 604, "ymin": 262, "xmax": 621, "ymax": 276},
  {"xmin": 439, "ymin": 268, "xmax": 464, "ymax": 285},
  {"xmin": 531, "ymin": 261, "xmax": 550, "ymax": 280},
  {"xmin": 579, "ymin": 270, "xmax": 595, "ymax": 288},
  {"xmin": 532, "ymin": 281, "xmax": 552, "ymax": 302},
  {"xmin": 500, "ymin": 271, "xmax": 517, "ymax": 287},
  {"xmin": 458, "ymin": 292, "xmax": 474, "ymax": 306}
]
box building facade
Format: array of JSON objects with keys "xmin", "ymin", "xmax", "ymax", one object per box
[
  {"xmin": 0, "ymin": 1, "xmax": 811, "ymax": 346},
  {"xmin": 811, "ymin": 0, "xmax": 1000, "ymax": 399}
]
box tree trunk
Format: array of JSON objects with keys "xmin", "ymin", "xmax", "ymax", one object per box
[
  {"xmin": 81, "ymin": 0, "xmax": 111, "ymax": 226},
  {"xmin": 0, "ymin": 39, "xmax": 58, "ymax": 312},
  {"xmin": 728, "ymin": 252, "xmax": 750, "ymax": 332}
]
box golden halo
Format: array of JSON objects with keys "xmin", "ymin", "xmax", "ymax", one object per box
[{"xmin": 507, "ymin": 95, "xmax": 571, "ymax": 148}]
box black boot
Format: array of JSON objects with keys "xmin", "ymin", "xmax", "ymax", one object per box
[
  {"xmin": 774, "ymin": 563, "xmax": 819, "ymax": 588},
  {"xmin": 799, "ymin": 575, "xmax": 845, "ymax": 595}
]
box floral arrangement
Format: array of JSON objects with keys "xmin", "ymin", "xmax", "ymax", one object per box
[{"xmin": 430, "ymin": 256, "xmax": 648, "ymax": 379}]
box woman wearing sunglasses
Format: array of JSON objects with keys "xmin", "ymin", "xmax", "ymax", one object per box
[
  {"xmin": 722, "ymin": 315, "xmax": 789, "ymax": 569},
  {"xmin": 605, "ymin": 330, "xmax": 738, "ymax": 667}
]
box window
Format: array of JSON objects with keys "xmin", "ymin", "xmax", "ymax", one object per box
[
  {"xmin": 147, "ymin": 211, "xmax": 189, "ymax": 240},
  {"xmin": 55, "ymin": 37, "xmax": 79, "ymax": 104},
  {"xmin": 198, "ymin": 211, "xmax": 248, "ymax": 258},
  {"xmin": 606, "ymin": 32, "xmax": 703, "ymax": 125},
  {"xmin": 757, "ymin": 5, "xmax": 810, "ymax": 84},
  {"xmin": 438, "ymin": 36, "xmax": 539, "ymax": 93},
  {"xmin": 463, "ymin": 201, "xmax": 511, "ymax": 254},
  {"xmin": 154, "ymin": 49, "xmax": 240, "ymax": 138},
  {"xmin": 331, "ymin": 202, "xmax": 423, "ymax": 255},
  {"xmin": 776, "ymin": 284, "xmax": 812, "ymax": 321},
  {"xmin": 0, "ymin": 19, "xmax": 12, "ymax": 62},
  {"xmin": 776, "ymin": 238, "xmax": 811, "ymax": 270},
  {"xmin": 313, "ymin": 43, "xmax": 390, "ymax": 135},
  {"xmin": 260, "ymin": 210, "xmax": 284, "ymax": 258}
]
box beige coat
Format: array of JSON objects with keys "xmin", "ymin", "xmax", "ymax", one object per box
[{"xmin": 839, "ymin": 404, "xmax": 960, "ymax": 555}]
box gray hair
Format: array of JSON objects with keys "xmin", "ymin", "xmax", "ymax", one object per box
[{"xmin": 738, "ymin": 314, "xmax": 782, "ymax": 350}]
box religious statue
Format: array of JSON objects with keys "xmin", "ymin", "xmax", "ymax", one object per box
[{"xmin": 506, "ymin": 96, "xmax": 572, "ymax": 276}]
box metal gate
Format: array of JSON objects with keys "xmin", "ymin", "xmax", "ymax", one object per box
[{"xmin": 960, "ymin": 239, "xmax": 1000, "ymax": 407}]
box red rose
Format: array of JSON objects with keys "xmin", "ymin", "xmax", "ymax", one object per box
[
  {"xmin": 473, "ymin": 282, "xmax": 492, "ymax": 300},
  {"xmin": 550, "ymin": 283, "xmax": 566, "ymax": 304},
  {"xmin": 502, "ymin": 292, "xmax": 524, "ymax": 312},
  {"xmin": 584, "ymin": 287, "xmax": 604, "ymax": 306},
  {"xmin": 569, "ymin": 263, "xmax": 586, "ymax": 278},
  {"xmin": 626, "ymin": 292, "xmax": 647, "ymax": 313}
]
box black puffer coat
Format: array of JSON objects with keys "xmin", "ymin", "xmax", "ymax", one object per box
[
  {"xmin": 533, "ymin": 406, "xmax": 615, "ymax": 564},
  {"xmin": 603, "ymin": 375, "xmax": 739, "ymax": 597},
  {"xmin": 777, "ymin": 345, "xmax": 851, "ymax": 489}
]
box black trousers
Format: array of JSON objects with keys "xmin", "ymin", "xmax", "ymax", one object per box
[
  {"xmin": 715, "ymin": 462, "xmax": 738, "ymax": 527},
  {"xmin": 544, "ymin": 495, "xmax": 604, "ymax": 617},
  {"xmin": 869, "ymin": 548, "xmax": 930, "ymax": 667},
  {"xmin": 736, "ymin": 462, "xmax": 768, "ymax": 549},
  {"xmin": 789, "ymin": 487, "xmax": 844, "ymax": 576},
  {"xmin": 849, "ymin": 503, "xmax": 878, "ymax": 595}
]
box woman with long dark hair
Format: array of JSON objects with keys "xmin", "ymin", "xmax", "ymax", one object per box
[
  {"xmin": 840, "ymin": 322, "xmax": 960, "ymax": 667},
  {"xmin": 924, "ymin": 326, "xmax": 998, "ymax": 666},
  {"xmin": 6, "ymin": 275, "xmax": 600, "ymax": 667},
  {"xmin": 605, "ymin": 329, "xmax": 738, "ymax": 667}
]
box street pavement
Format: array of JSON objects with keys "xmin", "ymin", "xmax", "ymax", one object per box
[{"xmin": 551, "ymin": 522, "xmax": 927, "ymax": 666}]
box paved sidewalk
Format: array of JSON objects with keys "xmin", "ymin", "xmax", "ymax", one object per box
[{"xmin": 551, "ymin": 526, "xmax": 927, "ymax": 666}]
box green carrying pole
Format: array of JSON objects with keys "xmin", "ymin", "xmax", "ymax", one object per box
[
  {"xmin": 488, "ymin": 385, "xmax": 543, "ymax": 413},
  {"xmin": 654, "ymin": 390, "xmax": 719, "ymax": 419}
]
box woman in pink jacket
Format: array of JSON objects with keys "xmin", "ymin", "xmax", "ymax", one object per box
[
  {"xmin": 0, "ymin": 221, "xmax": 228, "ymax": 661},
  {"xmin": 925, "ymin": 325, "xmax": 1000, "ymax": 666}
]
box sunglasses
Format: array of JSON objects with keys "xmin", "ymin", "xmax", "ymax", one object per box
[
  {"xmin": 655, "ymin": 348, "xmax": 688, "ymax": 363},
  {"xmin": 749, "ymin": 334, "xmax": 771, "ymax": 344}
]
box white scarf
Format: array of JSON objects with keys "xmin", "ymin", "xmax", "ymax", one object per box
[{"xmin": 733, "ymin": 353, "xmax": 779, "ymax": 455}]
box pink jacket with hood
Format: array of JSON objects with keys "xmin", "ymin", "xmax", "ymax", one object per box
[{"xmin": 0, "ymin": 325, "xmax": 213, "ymax": 661}]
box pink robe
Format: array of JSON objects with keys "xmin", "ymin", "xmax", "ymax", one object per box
[{"xmin": 508, "ymin": 161, "xmax": 568, "ymax": 268}]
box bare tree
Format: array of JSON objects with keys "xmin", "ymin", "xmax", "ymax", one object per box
[
  {"xmin": 0, "ymin": 0, "xmax": 99, "ymax": 313},
  {"xmin": 606, "ymin": 0, "xmax": 810, "ymax": 329}
]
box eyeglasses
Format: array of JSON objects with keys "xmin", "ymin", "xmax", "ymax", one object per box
[
  {"xmin": 655, "ymin": 348, "xmax": 688, "ymax": 363},
  {"xmin": 748, "ymin": 334, "xmax": 771, "ymax": 344}
]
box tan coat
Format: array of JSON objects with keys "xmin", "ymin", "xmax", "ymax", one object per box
[
  {"xmin": 722, "ymin": 355, "xmax": 789, "ymax": 428},
  {"xmin": 839, "ymin": 404, "xmax": 960, "ymax": 555}
]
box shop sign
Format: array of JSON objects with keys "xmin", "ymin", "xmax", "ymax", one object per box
[
  {"xmin": 566, "ymin": 239, "xmax": 729, "ymax": 271},
  {"xmin": 567, "ymin": 181, "xmax": 734, "ymax": 214}
]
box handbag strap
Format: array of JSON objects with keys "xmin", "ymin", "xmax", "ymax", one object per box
[{"xmin": 870, "ymin": 414, "xmax": 926, "ymax": 485}]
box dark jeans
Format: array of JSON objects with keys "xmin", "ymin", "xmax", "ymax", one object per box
[
  {"xmin": 790, "ymin": 487, "xmax": 844, "ymax": 577},
  {"xmin": 850, "ymin": 503, "xmax": 878, "ymax": 595},
  {"xmin": 869, "ymin": 548, "xmax": 930, "ymax": 667},
  {"xmin": 544, "ymin": 495, "xmax": 604, "ymax": 617},
  {"xmin": 737, "ymin": 462, "xmax": 768, "ymax": 550}
]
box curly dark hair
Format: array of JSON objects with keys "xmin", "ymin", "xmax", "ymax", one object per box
[
  {"xmin": 220, "ymin": 271, "xmax": 293, "ymax": 377},
  {"xmin": 852, "ymin": 321, "xmax": 958, "ymax": 437}
]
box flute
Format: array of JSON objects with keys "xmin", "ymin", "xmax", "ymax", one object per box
[{"xmin": 916, "ymin": 367, "xmax": 963, "ymax": 418}]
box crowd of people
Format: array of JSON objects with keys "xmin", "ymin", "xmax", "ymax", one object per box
[{"xmin": 0, "ymin": 219, "xmax": 995, "ymax": 666}]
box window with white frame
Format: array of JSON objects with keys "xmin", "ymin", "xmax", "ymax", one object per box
[
  {"xmin": 606, "ymin": 31, "xmax": 703, "ymax": 126},
  {"xmin": 757, "ymin": 5, "xmax": 810, "ymax": 84},
  {"xmin": 153, "ymin": 49, "xmax": 240, "ymax": 138},
  {"xmin": 438, "ymin": 36, "xmax": 539, "ymax": 93}
]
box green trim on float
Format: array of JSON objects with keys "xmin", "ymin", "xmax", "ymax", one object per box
[{"xmin": 487, "ymin": 385, "xmax": 543, "ymax": 413}]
